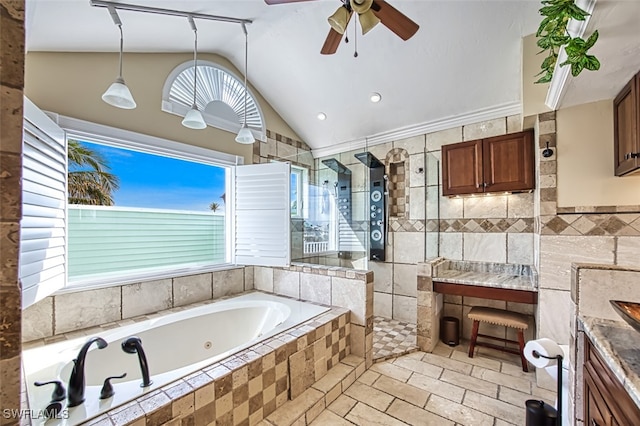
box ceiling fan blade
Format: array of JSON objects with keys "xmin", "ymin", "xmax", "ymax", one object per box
[
  {"xmin": 371, "ymin": 0, "xmax": 419, "ymax": 41},
  {"xmin": 321, "ymin": 28, "xmax": 343, "ymax": 55},
  {"xmin": 264, "ymin": 0, "xmax": 317, "ymax": 4}
]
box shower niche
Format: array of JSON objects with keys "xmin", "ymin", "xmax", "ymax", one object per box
[{"xmin": 355, "ymin": 152, "xmax": 387, "ymax": 262}]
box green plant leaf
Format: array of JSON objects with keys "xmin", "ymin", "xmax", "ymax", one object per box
[
  {"xmin": 584, "ymin": 55, "xmax": 601, "ymax": 71},
  {"xmin": 535, "ymin": 72, "xmax": 554, "ymax": 84},
  {"xmin": 571, "ymin": 61, "xmax": 585, "ymax": 76},
  {"xmin": 541, "ymin": 54, "xmax": 557, "ymax": 69},
  {"xmin": 585, "ymin": 30, "xmax": 599, "ymax": 49}
]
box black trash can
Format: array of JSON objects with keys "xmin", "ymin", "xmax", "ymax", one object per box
[
  {"xmin": 440, "ymin": 316, "xmax": 459, "ymax": 346},
  {"xmin": 524, "ymin": 399, "xmax": 557, "ymax": 426}
]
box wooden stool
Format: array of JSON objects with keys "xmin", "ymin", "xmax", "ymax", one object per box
[{"xmin": 467, "ymin": 306, "xmax": 530, "ymax": 372}]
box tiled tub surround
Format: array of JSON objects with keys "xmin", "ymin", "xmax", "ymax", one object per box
[
  {"xmin": 22, "ymin": 267, "xmax": 254, "ymax": 342},
  {"xmin": 22, "ymin": 293, "xmax": 352, "ymax": 426},
  {"xmin": 416, "ymin": 258, "xmax": 538, "ymax": 354},
  {"xmin": 254, "ymin": 263, "xmax": 374, "ymax": 369},
  {"xmin": 569, "ymin": 264, "xmax": 640, "ymax": 425}
]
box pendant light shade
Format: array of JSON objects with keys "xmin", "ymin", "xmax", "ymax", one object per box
[
  {"xmin": 102, "ymin": 76, "xmax": 137, "ymax": 109},
  {"xmin": 359, "ymin": 9, "xmax": 380, "ymax": 35},
  {"xmin": 328, "ymin": 6, "xmax": 349, "ymax": 34},
  {"xmin": 235, "ymin": 125, "xmax": 255, "ymax": 144},
  {"xmin": 182, "ymin": 105, "xmax": 207, "ymax": 129},
  {"xmin": 102, "ymin": 7, "xmax": 136, "ymax": 109},
  {"xmin": 236, "ymin": 25, "xmax": 255, "ymax": 144},
  {"xmin": 182, "ymin": 17, "xmax": 207, "ymax": 130}
]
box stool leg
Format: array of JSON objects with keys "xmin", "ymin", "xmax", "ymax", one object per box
[
  {"xmin": 468, "ymin": 320, "xmax": 479, "ymax": 358},
  {"xmin": 517, "ymin": 329, "xmax": 528, "ymax": 372}
]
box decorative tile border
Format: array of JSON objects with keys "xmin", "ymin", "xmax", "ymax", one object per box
[
  {"xmin": 541, "ymin": 213, "xmax": 640, "ymax": 236},
  {"xmin": 265, "ymin": 129, "xmax": 311, "ymax": 151},
  {"xmin": 438, "ymin": 218, "xmax": 534, "ymax": 233},
  {"xmin": 557, "ymin": 206, "xmax": 640, "ymax": 214}
]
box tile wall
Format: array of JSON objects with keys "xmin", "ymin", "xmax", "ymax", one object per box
[
  {"xmin": 254, "ymin": 263, "xmax": 374, "ymax": 368},
  {"xmin": 0, "ymin": 0, "xmax": 25, "ymax": 422},
  {"xmin": 21, "ymin": 267, "xmax": 254, "ymax": 341},
  {"xmin": 323, "ymin": 115, "xmax": 534, "ymax": 325}
]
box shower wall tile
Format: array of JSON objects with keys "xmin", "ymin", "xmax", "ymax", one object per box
[
  {"xmin": 409, "ymin": 187, "xmax": 425, "ymax": 220},
  {"xmin": 122, "ymin": 278, "xmax": 173, "ymax": 318},
  {"xmin": 426, "ymin": 151, "xmax": 440, "ymax": 187},
  {"xmin": 463, "ymin": 233, "xmax": 507, "ymax": 263},
  {"xmin": 300, "ymin": 274, "xmax": 331, "ymax": 305},
  {"xmin": 409, "ymin": 153, "xmax": 425, "ymax": 187},
  {"xmin": 274, "ymin": 269, "xmax": 300, "ymax": 299},
  {"xmin": 244, "ymin": 266, "xmax": 255, "ymax": 291},
  {"xmin": 439, "ymin": 192, "xmax": 464, "ymax": 219},
  {"xmin": 368, "ymin": 142, "xmax": 393, "ymax": 163},
  {"xmin": 22, "ymin": 296, "xmax": 54, "ymax": 341},
  {"xmin": 254, "ymin": 266, "xmax": 274, "ymax": 293},
  {"xmin": 374, "ymin": 292, "xmax": 393, "ymax": 318},
  {"xmin": 213, "ymin": 268, "xmax": 245, "ymax": 299},
  {"xmin": 277, "ymin": 141, "xmax": 297, "ymax": 161},
  {"xmin": 350, "ymin": 162, "xmax": 367, "ymax": 192},
  {"xmin": 370, "ymin": 261, "xmax": 392, "ymax": 293},
  {"xmin": 55, "ymin": 287, "xmax": 121, "ymax": 334},
  {"xmin": 426, "ymin": 127, "xmax": 462, "ymax": 152},
  {"xmin": 426, "ymin": 186, "xmax": 439, "ymax": 220},
  {"xmin": 393, "ymin": 263, "xmax": 418, "ymax": 297},
  {"xmin": 339, "ymin": 149, "xmax": 359, "ymax": 166},
  {"xmin": 393, "ymin": 295, "xmax": 417, "ymax": 323},
  {"xmin": 173, "ymin": 273, "xmax": 213, "ymax": 307},
  {"xmin": 352, "ymin": 192, "xmax": 367, "ymax": 222},
  {"xmin": 507, "ymin": 233, "xmax": 534, "ymax": 265},
  {"xmin": 393, "ymin": 232, "xmax": 425, "ymax": 264},
  {"xmin": 426, "ymin": 233, "xmax": 439, "ymax": 259}
]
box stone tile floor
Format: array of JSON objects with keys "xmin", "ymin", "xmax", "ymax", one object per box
[
  {"xmin": 372, "ymin": 317, "xmax": 418, "ymax": 362},
  {"xmin": 311, "ymin": 341, "xmax": 557, "ymax": 425}
]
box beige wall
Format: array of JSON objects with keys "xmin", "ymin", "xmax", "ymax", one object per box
[
  {"xmin": 522, "ymin": 34, "xmax": 552, "ymax": 118},
  {"xmin": 557, "ymin": 100, "xmax": 640, "ymax": 207},
  {"xmin": 25, "ymin": 52, "xmax": 300, "ymax": 163}
]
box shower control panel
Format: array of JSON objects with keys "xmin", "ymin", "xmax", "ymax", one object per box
[{"xmin": 369, "ymin": 180, "xmax": 386, "ymax": 260}]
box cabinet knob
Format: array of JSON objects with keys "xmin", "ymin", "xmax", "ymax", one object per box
[{"xmin": 483, "ymin": 182, "xmax": 488, "ymax": 188}]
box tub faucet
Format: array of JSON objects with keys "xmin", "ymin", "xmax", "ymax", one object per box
[
  {"xmin": 67, "ymin": 337, "xmax": 108, "ymax": 407},
  {"xmin": 122, "ymin": 336, "xmax": 152, "ymax": 387}
]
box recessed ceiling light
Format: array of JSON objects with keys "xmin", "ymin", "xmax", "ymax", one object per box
[
  {"xmin": 317, "ymin": 112, "xmax": 327, "ymax": 120},
  {"xmin": 370, "ymin": 92, "xmax": 382, "ymax": 103}
]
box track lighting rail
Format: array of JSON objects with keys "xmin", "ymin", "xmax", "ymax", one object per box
[{"xmin": 90, "ymin": 0, "xmax": 253, "ymax": 26}]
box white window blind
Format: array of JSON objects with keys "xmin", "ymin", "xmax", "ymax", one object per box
[
  {"xmin": 235, "ymin": 162, "xmax": 290, "ymax": 267},
  {"xmin": 20, "ymin": 98, "xmax": 67, "ymax": 308}
]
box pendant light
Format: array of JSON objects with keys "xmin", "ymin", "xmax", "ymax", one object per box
[
  {"xmin": 182, "ymin": 16, "xmax": 207, "ymax": 130},
  {"xmin": 235, "ymin": 24, "xmax": 255, "ymax": 144},
  {"xmin": 102, "ymin": 6, "xmax": 137, "ymax": 109}
]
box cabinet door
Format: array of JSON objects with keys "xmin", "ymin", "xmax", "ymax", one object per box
[
  {"xmin": 442, "ymin": 139, "xmax": 483, "ymax": 196},
  {"xmin": 614, "ymin": 76, "xmax": 638, "ymax": 176},
  {"xmin": 482, "ymin": 130, "xmax": 534, "ymax": 192}
]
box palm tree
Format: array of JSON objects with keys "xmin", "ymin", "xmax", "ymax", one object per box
[
  {"xmin": 209, "ymin": 202, "xmax": 220, "ymax": 212},
  {"xmin": 68, "ymin": 140, "xmax": 120, "ymax": 205}
]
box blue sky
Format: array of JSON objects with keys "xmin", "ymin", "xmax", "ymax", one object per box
[{"xmin": 76, "ymin": 141, "xmax": 226, "ymax": 212}]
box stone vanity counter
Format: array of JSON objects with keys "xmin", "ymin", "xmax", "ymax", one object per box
[
  {"xmin": 580, "ymin": 315, "xmax": 640, "ymax": 409},
  {"xmin": 430, "ymin": 259, "xmax": 538, "ymax": 291}
]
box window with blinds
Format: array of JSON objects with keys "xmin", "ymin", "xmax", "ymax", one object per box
[
  {"xmin": 235, "ymin": 162, "xmax": 291, "ymax": 267},
  {"xmin": 21, "ymin": 98, "xmax": 68, "ymax": 308}
]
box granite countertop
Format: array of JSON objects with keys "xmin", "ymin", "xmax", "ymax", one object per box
[
  {"xmin": 433, "ymin": 269, "xmax": 537, "ymax": 291},
  {"xmin": 580, "ymin": 315, "xmax": 640, "ymax": 409}
]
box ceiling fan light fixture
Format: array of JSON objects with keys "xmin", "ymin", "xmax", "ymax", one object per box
[
  {"xmin": 359, "ymin": 9, "xmax": 380, "ymax": 35},
  {"xmin": 328, "ymin": 6, "xmax": 349, "ymax": 34},
  {"xmin": 350, "ymin": 0, "xmax": 373, "ymax": 14}
]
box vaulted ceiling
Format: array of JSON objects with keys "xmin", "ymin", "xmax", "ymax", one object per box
[{"xmin": 25, "ymin": 1, "xmax": 640, "ymax": 154}]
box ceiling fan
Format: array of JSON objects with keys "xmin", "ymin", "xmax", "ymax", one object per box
[{"xmin": 264, "ymin": 0, "xmax": 419, "ymax": 55}]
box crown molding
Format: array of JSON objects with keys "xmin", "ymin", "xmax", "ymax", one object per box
[
  {"xmin": 311, "ymin": 101, "xmax": 522, "ymax": 159},
  {"xmin": 545, "ymin": 0, "xmax": 598, "ymax": 111}
]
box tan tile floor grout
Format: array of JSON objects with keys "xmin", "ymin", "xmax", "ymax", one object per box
[{"xmin": 311, "ymin": 340, "xmax": 558, "ymax": 426}]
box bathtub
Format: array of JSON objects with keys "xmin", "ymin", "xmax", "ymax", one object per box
[{"xmin": 23, "ymin": 292, "xmax": 329, "ymax": 425}]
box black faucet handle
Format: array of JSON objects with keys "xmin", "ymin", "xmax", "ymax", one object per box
[
  {"xmin": 100, "ymin": 373, "xmax": 127, "ymax": 400},
  {"xmin": 34, "ymin": 380, "xmax": 66, "ymax": 402}
]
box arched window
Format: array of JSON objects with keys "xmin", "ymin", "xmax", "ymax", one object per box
[{"xmin": 162, "ymin": 60, "xmax": 265, "ymax": 141}]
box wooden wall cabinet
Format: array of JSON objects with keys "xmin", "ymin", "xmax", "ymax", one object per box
[
  {"xmin": 613, "ymin": 71, "xmax": 640, "ymax": 176},
  {"xmin": 442, "ymin": 129, "xmax": 534, "ymax": 196},
  {"xmin": 583, "ymin": 335, "xmax": 640, "ymax": 426}
]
